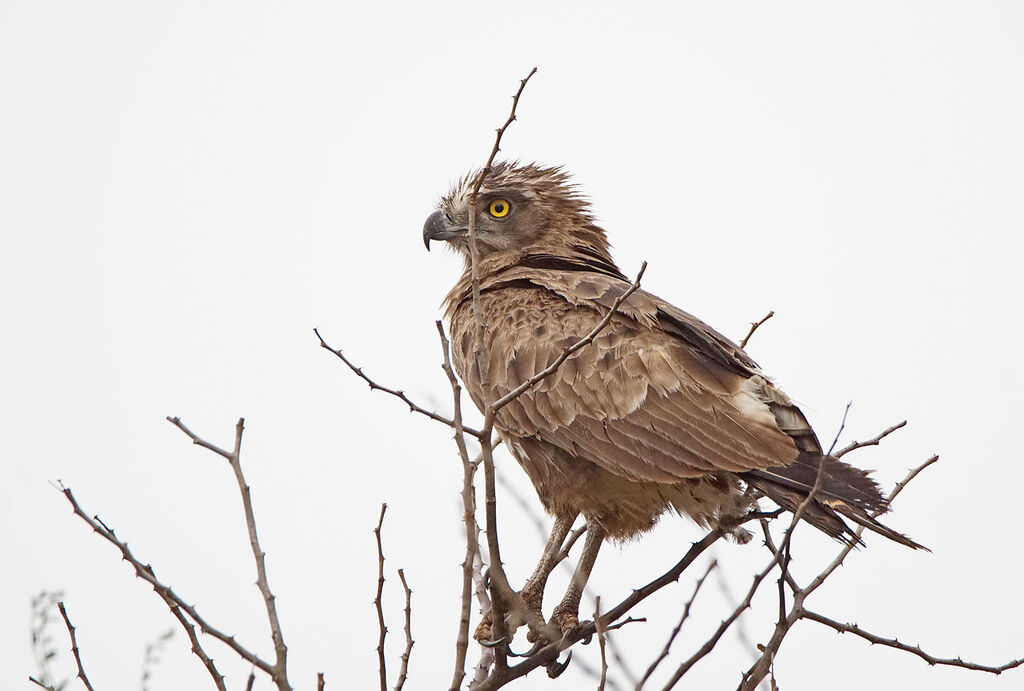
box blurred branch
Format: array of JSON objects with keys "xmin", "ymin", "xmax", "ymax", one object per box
[{"xmin": 139, "ymin": 629, "xmax": 174, "ymax": 691}]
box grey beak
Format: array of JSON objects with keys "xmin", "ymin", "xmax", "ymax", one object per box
[
  {"xmin": 423, "ymin": 210, "xmax": 445, "ymax": 251},
  {"xmin": 423, "ymin": 210, "xmax": 465, "ymax": 250}
]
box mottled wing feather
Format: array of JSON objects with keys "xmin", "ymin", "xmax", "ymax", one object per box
[{"xmin": 453, "ymin": 268, "xmax": 805, "ymax": 483}]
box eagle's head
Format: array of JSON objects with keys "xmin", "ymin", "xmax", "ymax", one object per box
[{"xmin": 423, "ymin": 162, "xmax": 616, "ymax": 269}]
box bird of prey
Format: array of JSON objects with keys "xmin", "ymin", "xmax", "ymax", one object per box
[{"xmin": 423, "ymin": 162, "xmax": 922, "ymax": 636}]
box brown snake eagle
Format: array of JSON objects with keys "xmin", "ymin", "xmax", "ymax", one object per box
[{"xmin": 423, "ymin": 162, "xmax": 922, "ymax": 637}]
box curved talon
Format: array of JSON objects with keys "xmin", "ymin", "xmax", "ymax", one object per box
[
  {"xmin": 546, "ymin": 651, "xmax": 573, "ymax": 679},
  {"xmin": 579, "ymin": 631, "xmax": 593, "ymax": 645},
  {"xmin": 508, "ymin": 640, "xmax": 545, "ymax": 658},
  {"xmin": 480, "ymin": 636, "xmax": 509, "ymax": 649}
]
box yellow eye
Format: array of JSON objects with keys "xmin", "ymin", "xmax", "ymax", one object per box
[{"xmin": 488, "ymin": 199, "xmax": 510, "ymax": 218}]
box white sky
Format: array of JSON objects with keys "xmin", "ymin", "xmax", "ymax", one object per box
[{"xmin": 2, "ymin": 2, "xmax": 1022, "ymax": 690}]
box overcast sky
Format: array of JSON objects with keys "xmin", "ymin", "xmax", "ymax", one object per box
[{"xmin": 2, "ymin": 2, "xmax": 1022, "ymax": 690}]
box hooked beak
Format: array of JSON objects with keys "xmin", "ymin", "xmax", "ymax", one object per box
[{"xmin": 422, "ymin": 210, "xmax": 465, "ymax": 251}]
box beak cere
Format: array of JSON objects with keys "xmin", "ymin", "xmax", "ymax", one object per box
[{"xmin": 422, "ymin": 210, "xmax": 447, "ymax": 251}]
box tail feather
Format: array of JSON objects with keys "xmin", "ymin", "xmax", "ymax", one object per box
[{"xmin": 742, "ymin": 453, "xmax": 927, "ymax": 551}]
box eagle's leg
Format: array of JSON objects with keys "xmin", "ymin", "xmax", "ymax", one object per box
[
  {"xmin": 516, "ymin": 513, "xmax": 578, "ymax": 640},
  {"xmin": 519, "ymin": 514, "xmax": 578, "ymax": 613},
  {"xmin": 550, "ymin": 522, "xmax": 607, "ymax": 634}
]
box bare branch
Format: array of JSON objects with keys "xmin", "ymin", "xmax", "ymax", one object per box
[
  {"xmin": 834, "ymin": 420, "xmax": 907, "ymax": 458},
  {"xmin": 169, "ymin": 417, "xmax": 292, "ymax": 691},
  {"xmin": 739, "ymin": 310, "xmax": 774, "ymax": 350},
  {"xmin": 636, "ymin": 561, "xmax": 717, "ymax": 689},
  {"xmin": 58, "ymin": 602, "xmax": 95, "ymax": 691},
  {"xmin": 28, "ymin": 678, "xmax": 54, "ymax": 690},
  {"xmin": 437, "ymin": 322, "xmax": 486, "ymax": 691},
  {"xmin": 374, "ymin": 503, "xmax": 389, "ymax": 691},
  {"xmin": 315, "ymin": 328, "xmax": 482, "ymax": 439},
  {"xmin": 317, "ymin": 673, "xmax": 325, "ymax": 691},
  {"xmin": 802, "ymin": 610, "xmax": 1024, "ymax": 674},
  {"xmin": 395, "ymin": 569, "xmax": 415, "ymax": 691},
  {"xmin": 59, "ymin": 484, "xmax": 275, "ymax": 676}
]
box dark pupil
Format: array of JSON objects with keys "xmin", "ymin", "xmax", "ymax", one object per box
[{"xmin": 495, "ymin": 202, "xmax": 505, "ymax": 213}]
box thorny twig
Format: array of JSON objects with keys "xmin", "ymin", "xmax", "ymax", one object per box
[
  {"xmin": 396, "ymin": 568, "xmax": 415, "ymax": 691},
  {"xmin": 374, "ymin": 503, "xmax": 389, "ymax": 691},
  {"xmin": 58, "ymin": 602, "xmax": 95, "ymax": 691}
]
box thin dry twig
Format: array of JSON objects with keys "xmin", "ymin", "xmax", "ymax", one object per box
[
  {"xmin": 636, "ymin": 561, "xmax": 717, "ymax": 689},
  {"xmin": 315, "ymin": 327, "xmax": 482, "ymax": 439},
  {"xmin": 374, "ymin": 503, "xmax": 389, "ymax": 691},
  {"xmin": 168, "ymin": 416, "xmax": 292, "ymax": 691},
  {"xmin": 739, "ymin": 310, "xmax": 774, "ymax": 350},
  {"xmin": 57, "ymin": 602, "xmax": 95, "ymax": 691},
  {"xmin": 396, "ymin": 568, "xmax": 415, "ymax": 691},
  {"xmin": 28, "ymin": 679, "xmax": 54, "ymax": 690},
  {"xmin": 834, "ymin": 420, "xmax": 907, "ymax": 458}
]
